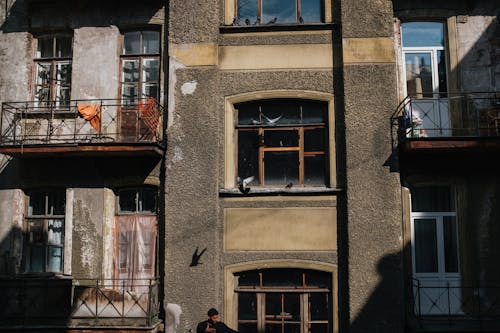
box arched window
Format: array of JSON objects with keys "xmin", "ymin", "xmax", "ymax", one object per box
[
  {"xmin": 235, "ymin": 99, "xmax": 330, "ymax": 187},
  {"xmin": 234, "ymin": 268, "xmax": 332, "ymax": 333}
]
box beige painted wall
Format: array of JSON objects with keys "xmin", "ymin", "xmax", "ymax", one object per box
[{"xmin": 224, "ymin": 207, "xmax": 337, "ymax": 251}]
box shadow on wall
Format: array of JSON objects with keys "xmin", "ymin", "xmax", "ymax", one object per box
[
  {"xmin": 350, "ymin": 250, "xmax": 405, "ymax": 333},
  {"xmin": 1, "ymin": 0, "xmax": 165, "ymax": 33}
]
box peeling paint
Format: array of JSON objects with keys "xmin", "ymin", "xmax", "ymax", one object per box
[
  {"xmin": 168, "ymin": 57, "xmax": 186, "ymax": 129},
  {"xmin": 181, "ymin": 80, "xmax": 197, "ymax": 95}
]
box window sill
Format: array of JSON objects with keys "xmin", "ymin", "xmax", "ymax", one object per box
[
  {"xmin": 220, "ymin": 23, "xmax": 337, "ymax": 34},
  {"xmin": 219, "ymin": 186, "xmax": 342, "ymax": 197}
]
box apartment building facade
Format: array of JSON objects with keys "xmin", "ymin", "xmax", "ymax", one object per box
[{"xmin": 0, "ymin": 0, "xmax": 498, "ymax": 332}]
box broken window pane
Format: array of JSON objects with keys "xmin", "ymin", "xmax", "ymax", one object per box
[
  {"xmin": 238, "ymin": 130, "xmax": 259, "ymax": 182},
  {"xmin": 304, "ymin": 155, "xmax": 326, "ymax": 185},
  {"xmin": 264, "ymin": 151, "xmax": 299, "ymax": 185},
  {"xmin": 37, "ymin": 37, "xmax": 53, "ymax": 58},
  {"xmin": 124, "ymin": 31, "xmax": 140, "ymax": 54},
  {"xmin": 56, "ymin": 36, "xmax": 72, "ymax": 57},
  {"xmin": 264, "ymin": 130, "xmax": 298, "ymax": 147},
  {"xmin": 238, "ymin": 293, "xmax": 257, "ymax": 320},
  {"xmin": 140, "ymin": 189, "xmax": 157, "ymax": 213},
  {"xmin": 119, "ymin": 189, "xmax": 137, "ymax": 212},
  {"xmin": 310, "ymin": 293, "xmax": 329, "ymax": 320},
  {"xmin": 304, "ymin": 128, "xmax": 326, "ymax": 151}
]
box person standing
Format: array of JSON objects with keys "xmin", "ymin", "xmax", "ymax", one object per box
[{"xmin": 196, "ymin": 308, "xmax": 238, "ymax": 333}]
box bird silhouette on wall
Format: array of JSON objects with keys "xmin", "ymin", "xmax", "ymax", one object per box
[{"xmin": 190, "ymin": 247, "xmax": 207, "ymax": 267}]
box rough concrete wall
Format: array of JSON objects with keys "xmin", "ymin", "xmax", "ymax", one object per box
[
  {"xmin": 457, "ymin": 15, "xmax": 500, "ymax": 92},
  {"xmin": 72, "ymin": 26, "xmax": 120, "ymax": 100},
  {"xmin": 72, "ymin": 188, "xmax": 104, "ymax": 278},
  {"xmin": 0, "ymin": 31, "xmax": 30, "ymax": 104},
  {"xmin": 0, "ymin": 188, "xmax": 23, "ymax": 275},
  {"xmin": 343, "ymin": 64, "xmax": 403, "ymax": 333},
  {"xmin": 341, "ymin": 0, "xmax": 394, "ymax": 38},
  {"xmin": 168, "ymin": 0, "xmax": 219, "ymax": 44}
]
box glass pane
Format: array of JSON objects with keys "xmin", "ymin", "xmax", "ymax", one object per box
[
  {"xmin": 55, "ymin": 36, "xmax": 72, "ymax": 57},
  {"xmin": 263, "ymin": 0, "xmax": 297, "ymax": 24},
  {"xmin": 140, "ymin": 188, "xmax": 157, "ymax": 213},
  {"xmin": 310, "ymin": 293, "xmax": 329, "ymax": 320},
  {"xmin": 28, "ymin": 220, "xmax": 44, "ymax": 243},
  {"xmin": 47, "ymin": 219, "xmax": 64, "ymax": 245},
  {"xmin": 265, "ymin": 293, "xmax": 282, "ymax": 318},
  {"xmin": 304, "ymin": 155, "xmax": 326, "ymax": 185},
  {"xmin": 36, "ymin": 63, "xmax": 51, "ymax": 85},
  {"xmin": 35, "ymin": 87, "xmax": 51, "ymax": 106},
  {"xmin": 443, "ymin": 216, "xmax": 459, "ymax": 273},
  {"xmin": 47, "ymin": 246, "xmax": 63, "ymax": 272},
  {"xmin": 283, "ymin": 293, "xmax": 300, "ymax": 321},
  {"xmin": 414, "ymin": 218, "xmax": 438, "ymax": 273},
  {"xmin": 437, "ymin": 50, "xmax": 447, "ymax": 96},
  {"xmin": 304, "ymin": 128, "xmax": 326, "ymax": 151},
  {"xmin": 264, "ymin": 130, "xmax": 299, "ymax": 147},
  {"xmin": 263, "ymin": 269, "xmax": 302, "ymax": 287},
  {"xmin": 238, "ymin": 293, "xmax": 257, "ymax": 320},
  {"xmin": 284, "ymin": 323, "xmax": 300, "ymax": 333},
  {"xmin": 124, "ymin": 31, "xmax": 140, "ymax": 54},
  {"xmin": 56, "ymin": 62, "xmax": 72, "ymax": 85},
  {"xmin": 264, "ymin": 151, "xmax": 299, "ymax": 185},
  {"xmin": 142, "ymin": 83, "xmax": 159, "ymax": 100},
  {"xmin": 123, "ymin": 60, "xmax": 140, "ymax": 82},
  {"xmin": 143, "ymin": 31, "xmax": 160, "ymax": 53},
  {"xmin": 27, "ymin": 246, "xmax": 44, "ymax": 272},
  {"xmin": 306, "ymin": 270, "xmax": 331, "ymax": 288},
  {"xmin": 237, "ymin": 0, "xmax": 257, "ymax": 24},
  {"xmin": 300, "ymin": 0, "xmax": 322, "ymax": 23},
  {"xmin": 310, "ymin": 324, "xmax": 328, "ymax": 333},
  {"xmin": 57, "ymin": 87, "xmax": 71, "ymax": 107},
  {"xmin": 265, "ymin": 324, "xmax": 282, "ymax": 333},
  {"xmin": 142, "ymin": 58, "xmax": 160, "ymax": 82},
  {"xmin": 29, "ymin": 192, "xmax": 46, "ymax": 215},
  {"xmin": 239, "ymin": 323, "xmax": 257, "ymax": 333},
  {"xmin": 238, "ymin": 130, "xmax": 259, "ymax": 183},
  {"xmin": 119, "ymin": 189, "xmax": 137, "ymax": 212},
  {"xmin": 411, "ymin": 186, "xmax": 454, "ymax": 212},
  {"xmin": 50, "ymin": 191, "xmax": 65, "ymax": 216},
  {"xmin": 301, "ymin": 101, "xmax": 327, "ymax": 124},
  {"xmin": 405, "ymin": 53, "xmax": 433, "ymax": 98},
  {"xmin": 122, "ymin": 83, "xmax": 139, "ymax": 105},
  {"xmin": 401, "ymin": 22, "xmax": 445, "ymax": 47},
  {"xmin": 236, "ymin": 270, "xmax": 260, "ymax": 286},
  {"xmin": 37, "ymin": 37, "xmax": 53, "ymax": 58}
]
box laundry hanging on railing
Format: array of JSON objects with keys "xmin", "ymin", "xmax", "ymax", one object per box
[
  {"xmin": 138, "ymin": 97, "xmax": 159, "ymax": 136},
  {"xmin": 77, "ymin": 104, "xmax": 102, "ymax": 132}
]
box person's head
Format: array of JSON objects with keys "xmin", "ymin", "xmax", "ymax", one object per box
[{"xmin": 207, "ymin": 308, "xmax": 219, "ymax": 323}]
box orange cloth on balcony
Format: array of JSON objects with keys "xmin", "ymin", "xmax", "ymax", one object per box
[
  {"xmin": 139, "ymin": 97, "xmax": 160, "ymax": 137},
  {"xmin": 77, "ymin": 104, "xmax": 101, "ymax": 132}
]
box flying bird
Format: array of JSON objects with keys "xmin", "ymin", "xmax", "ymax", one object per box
[
  {"xmin": 237, "ymin": 175, "xmax": 255, "ymax": 194},
  {"xmin": 262, "ymin": 113, "xmax": 283, "ymax": 125},
  {"xmin": 190, "ymin": 246, "xmax": 207, "ymax": 267}
]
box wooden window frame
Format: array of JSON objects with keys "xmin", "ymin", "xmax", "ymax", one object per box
[
  {"xmin": 119, "ymin": 30, "xmax": 161, "ymax": 106},
  {"xmin": 24, "ymin": 190, "xmax": 66, "ymax": 273},
  {"xmin": 33, "ymin": 34, "xmax": 73, "ymax": 108}
]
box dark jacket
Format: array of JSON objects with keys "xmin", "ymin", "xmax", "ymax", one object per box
[{"xmin": 196, "ymin": 320, "xmax": 238, "ymax": 333}]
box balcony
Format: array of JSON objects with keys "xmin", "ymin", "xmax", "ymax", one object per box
[
  {"xmin": 391, "ymin": 92, "xmax": 500, "ymax": 154},
  {"xmin": 0, "ymin": 98, "xmax": 165, "ymax": 157},
  {"xmin": 411, "ymin": 278, "xmax": 500, "ymax": 332},
  {"xmin": 0, "ymin": 277, "xmax": 161, "ymax": 330}
]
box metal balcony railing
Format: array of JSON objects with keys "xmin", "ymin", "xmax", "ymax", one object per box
[
  {"xmin": 0, "ymin": 98, "xmax": 165, "ymax": 147},
  {"xmin": 0, "ymin": 277, "xmax": 161, "ymax": 328},
  {"xmin": 412, "ymin": 278, "xmax": 500, "ymax": 330},
  {"xmin": 391, "ymin": 92, "xmax": 500, "ymax": 149}
]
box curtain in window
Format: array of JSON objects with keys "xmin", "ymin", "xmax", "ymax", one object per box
[{"xmin": 113, "ymin": 215, "xmax": 157, "ymax": 292}]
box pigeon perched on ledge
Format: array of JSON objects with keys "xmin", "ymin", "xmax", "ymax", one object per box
[{"xmin": 237, "ymin": 176, "xmax": 255, "ymax": 194}]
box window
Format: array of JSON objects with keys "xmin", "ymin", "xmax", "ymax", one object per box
[
  {"xmin": 114, "ymin": 188, "xmax": 158, "ymax": 289},
  {"xmin": 120, "ymin": 30, "xmax": 160, "ymax": 105},
  {"xmin": 401, "ymin": 22, "xmax": 448, "ymax": 98},
  {"xmin": 34, "ymin": 35, "xmax": 73, "ymax": 107},
  {"xmin": 24, "ymin": 190, "xmax": 66, "ymax": 273},
  {"xmin": 236, "ymin": 99, "xmax": 329, "ymax": 187},
  {"xmin": 235, "ymin": 269, "xmax": 332, "ymax": 333},
  {"xmin": 235, "ymin": 0, "xmax": 323, "ymax": 25}
]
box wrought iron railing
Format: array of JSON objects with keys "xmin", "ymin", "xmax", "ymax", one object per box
[
  {"xmin": 412, "ymin": 278, "xmax": 500, "ymax": 329},
  {"xmin": 0, "ymin": 98, "xmax": 165, "ymax": 147},
  {"xmin": 391, "ymin": 92, "xmax": 500, "ymax": 149},
  {"xmin": 0, "ymin": 277, "xmax": 160, "ymax": 328}
]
